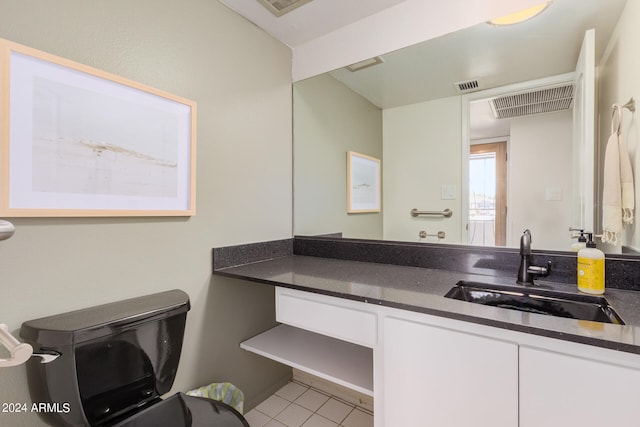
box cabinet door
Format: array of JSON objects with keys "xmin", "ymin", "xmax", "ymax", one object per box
[
  {"xmin": 520, "ymin": 346, "xmax": 640, "ymax": 427},
  {"xmin": 382, "ymin": 316, "xmax": 518, "ymax": 427}
]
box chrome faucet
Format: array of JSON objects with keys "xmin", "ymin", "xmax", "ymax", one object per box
[{"xmin": 517, "ymin": 229, "xmax": 551, "ymax": 285}]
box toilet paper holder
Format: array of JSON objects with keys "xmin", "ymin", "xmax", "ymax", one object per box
[
  {"xmin": 0, "ymin": 324, "xmax": 60, "ymax": 367},
  {"xmin": 0, "ymin": 221, "xmax": 60, "ymax": 367}
]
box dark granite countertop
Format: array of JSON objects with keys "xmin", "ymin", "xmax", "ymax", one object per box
[{"xmin": 214, "ymin": 254, "xmax": 640, "ymax": 355}]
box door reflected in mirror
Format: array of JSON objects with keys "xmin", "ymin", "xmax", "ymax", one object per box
[
  {"xmin": 463, "ymin": 73, "xmax": 578, "ymax": 251},
  {"xmin": 469, "ymin": 141, "xmax": 506, "ymax": 247}
]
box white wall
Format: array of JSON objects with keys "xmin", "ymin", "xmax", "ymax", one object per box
[
  {"xmin": 0, "ymin": 1, "xmax": 292, "ymax": 424},
  {"xmin": 383, "ymin": 97, "xmax": 463, "ymax": 243},
  {"xmin": 294, "ymin": 75, "xmax": 383, "ymax": 239},
  {"xmin": 292, "ymin": 0, "xmax": 546, "ymax": 81},
  {"xmin": 508, "ymin": 110, "xmax": 574, "ymax": 249},
  {"xmin": 598, "ymin": 0, "xmax": 640, "ymax": 251}
]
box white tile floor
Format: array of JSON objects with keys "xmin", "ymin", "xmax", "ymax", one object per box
[{"xmin": 245, "ymin": 380, "xmax": 374, "ymax": 427}]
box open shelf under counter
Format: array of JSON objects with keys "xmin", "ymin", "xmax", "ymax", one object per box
[{"xmin": 240, "ymin": 324, "xmax": 374, "ymax": 396}]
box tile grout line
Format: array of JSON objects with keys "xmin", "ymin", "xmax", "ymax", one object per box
[
  {"xmin": 248, "ymin": 379, "xmax": 374, "ymax": 427},
  {"xmin": 290, "ymin": 378, "xmax": 370, "ymax": 413}
]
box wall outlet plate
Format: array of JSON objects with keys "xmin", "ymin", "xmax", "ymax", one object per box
[{"xmin": 545, "ymin": 188, "xmax": 562, "ymax": 201}]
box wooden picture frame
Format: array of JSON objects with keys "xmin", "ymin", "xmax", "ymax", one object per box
[
  {"xmin": 347, "ymin": 151, "xmax": 381, "ymax": 213},
  {"xmin": 0, "ymin": 38, "xmax": 197, "ymax": 217}
]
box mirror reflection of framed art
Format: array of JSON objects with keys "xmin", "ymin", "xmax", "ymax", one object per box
[{"xmin": 347, "ymin": 151, "xmax": 381, "ymax": 214}]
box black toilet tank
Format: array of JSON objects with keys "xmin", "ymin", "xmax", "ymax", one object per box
[{"xmin": 20, "ymin": 289, "xmax": 190, "ymax": 427}]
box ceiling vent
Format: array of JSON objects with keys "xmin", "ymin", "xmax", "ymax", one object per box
[
  {"xmin": 345, "ymin": 56, "xmax": 385, "ymax": 72},
  {"xmin": 256, "ymin": 0, "xmax": 314, "ymax": 16},
  {"xmin": 489, "ymin": 83, "xmax": 575, "ymax": 119},
  {"xmin": 454, "ymin": 79, "xmax": 481, "ymax": 93}
]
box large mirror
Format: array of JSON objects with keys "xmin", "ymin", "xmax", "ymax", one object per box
[{"xmin": 294, "ymin": 0, "xmax": 638, "ymax": 254}]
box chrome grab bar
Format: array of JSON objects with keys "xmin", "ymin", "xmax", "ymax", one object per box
[
  {"xmin": 419, "ymin": 230, "xmax": 446, "ymax": 239},
  {"xmin": 411, "ymin": 208, "xmax": 453, "ymax": 218}
]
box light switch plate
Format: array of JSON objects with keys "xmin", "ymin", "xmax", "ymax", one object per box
[
  {"xmin": 441, "ymin": 185, "xmax": 457, "ymax": 200},
  {"xmin": 545, "ymin": 187, "xmax": 562, "ymax": 201}
]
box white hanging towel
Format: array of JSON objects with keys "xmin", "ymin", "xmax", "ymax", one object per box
[{"xmin": 602, "ymin": 105, "xmax": 635, "ymax": 245}]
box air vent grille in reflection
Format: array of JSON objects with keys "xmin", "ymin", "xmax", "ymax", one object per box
[
  {"xmin": 490, "ymin": 83, "xmax": 575, "ymax": 119},
  {"xmin": 257, "ymin": 0, "xmax": 314, "ymax": 16},
  {"xmin": 454, "ymin": 79, "xmax": 480, "ymax": 93}
]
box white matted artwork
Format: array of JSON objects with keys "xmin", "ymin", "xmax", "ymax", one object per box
[
  {"xmin": 0, "ymin": 38, "xmax": 197, "ymax": 217},
  {"xmin": 347, "ymin": 151, "xmax": 381, "ymax": 213}
]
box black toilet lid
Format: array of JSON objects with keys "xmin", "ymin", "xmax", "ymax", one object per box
[{"xmin": 109, "ymin": 393, "xmax": 248, "ymax": 427}]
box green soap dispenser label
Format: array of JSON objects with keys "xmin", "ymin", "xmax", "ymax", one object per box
[{"xmin": 577, "ymin": 258, "xmax": 605, "ymax": 292}]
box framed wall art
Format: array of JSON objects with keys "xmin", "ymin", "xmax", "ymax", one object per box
[
  {"xmin": 347, "ymin": 151, "xmax": 381, "ymax": 213},
  {"xmin": 0, "ymin": 38, "xmax": 197, "ymax": 217}
]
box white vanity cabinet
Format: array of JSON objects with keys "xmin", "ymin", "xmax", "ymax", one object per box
[
  {"xmin": 520, "ymin": 346, "xmax": 640, "ymax": 427},
  {"xmin": 381, "ymin": 315, "xmax": 518, "ymax": 427},
  {"xmin": 241, "ymin": 286, "xmax": 640, "ymax": 427}
]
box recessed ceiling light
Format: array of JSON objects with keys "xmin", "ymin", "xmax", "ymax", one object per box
[{"xmin": 488, "ymin": 1, "xmax": 551, "ymax": 26}]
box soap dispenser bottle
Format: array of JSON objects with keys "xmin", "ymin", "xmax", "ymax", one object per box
[{"xmin": 577, "ymin": 233, "xmax": 605, "ymax": 294}]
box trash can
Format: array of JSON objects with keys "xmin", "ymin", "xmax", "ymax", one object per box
[{"xmin": 186, "ymin": 382, "xmax": 245, "ymax": 414}]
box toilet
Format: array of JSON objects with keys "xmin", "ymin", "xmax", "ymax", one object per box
[{"xmin": 20, "ymin": 290, "xmax": 249, "ymax": 427}]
